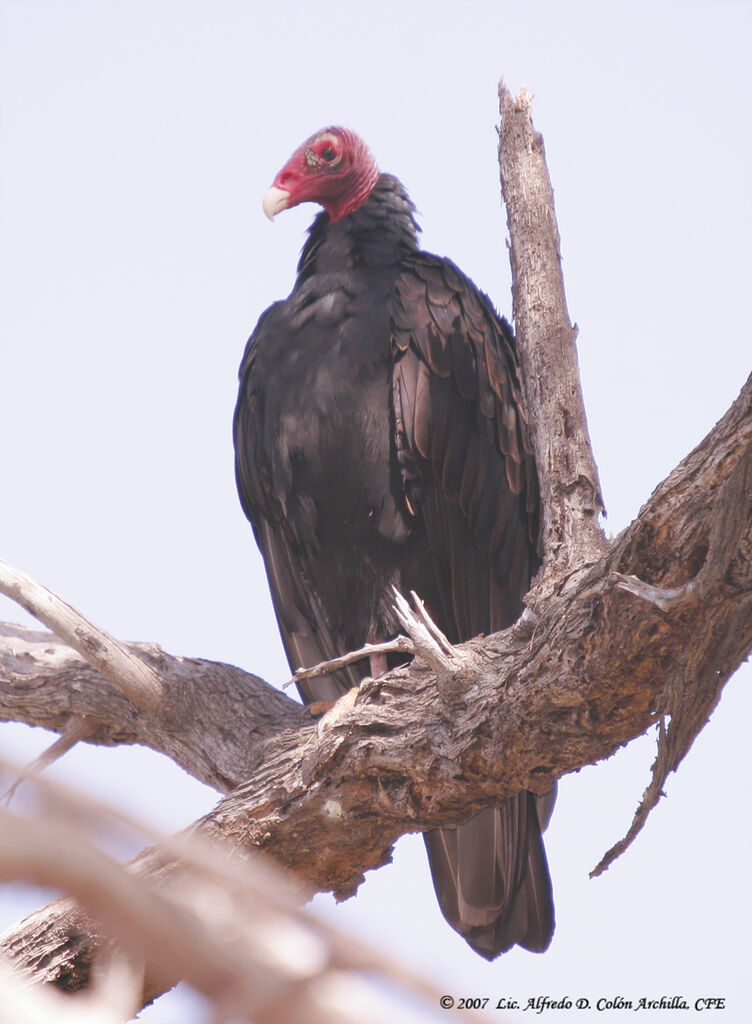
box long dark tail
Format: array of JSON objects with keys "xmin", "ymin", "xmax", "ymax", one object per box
[{"xmin": 423, "ymin": 790, "xmax": 555, "ymax": 959}]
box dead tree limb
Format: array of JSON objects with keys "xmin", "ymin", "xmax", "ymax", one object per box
[
  {"xmin": 1, "ymin": 86, "xmax": 750, "ymax": 1007},
  {"xmin": 0, "ymin": 623, "xmax": 302, "ymax": 793},
  {"xmin": 499, "ymin": 81, "xmax": 607, "ymax": 578},
  {"xmin": 2, "ymin": 369, "xmax": 750, "ymax": 998},
  {"xmin": 0, "ymin": 560, "xmax": 164, "ymax": 711},
  {"xmin": 0, "ymin": 765, "xmax": 485, "ymax": 1024}
]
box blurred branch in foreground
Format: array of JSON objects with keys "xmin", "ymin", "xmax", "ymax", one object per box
[{"xmin": 0, "ymin": 760, "xmax": 488, "ymax": 1024}]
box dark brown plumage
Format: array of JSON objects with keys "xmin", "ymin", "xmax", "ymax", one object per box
[{"xmin": 233, "ymin": 127, "xmax": 555, "ymax": 958}]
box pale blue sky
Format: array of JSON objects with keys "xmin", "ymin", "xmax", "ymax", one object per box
[{"xmin": 1, "ymin": 2, "xmax": 750, "ymax": 1021}]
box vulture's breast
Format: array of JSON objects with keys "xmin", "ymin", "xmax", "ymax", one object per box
[{"xmin": 258, "ymin": 278, "xmax": 411, "ymax": 557}]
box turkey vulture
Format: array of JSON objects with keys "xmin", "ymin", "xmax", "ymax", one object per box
[{"xmin": 233, "ymin": 127, "xmax": 555, "ymax": 958}]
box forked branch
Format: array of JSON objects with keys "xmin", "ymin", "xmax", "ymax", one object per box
[{"xmin": 0, "ymin": 88, "xmax": 750, "ymax": 1011}]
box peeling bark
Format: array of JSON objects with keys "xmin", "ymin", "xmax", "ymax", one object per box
[
  {"xmin": 0, "ymin": 623, "xmax": 303, "ymax": 793},
  {"xmin": 3, "ymin": 371, "xmax": 750, "ymax": 996},
  {"xmin": 498, "ymin": 82, "xmax": 607, "ymax": 577},
  {"xmin": 1, "ymin": 86, "xmax": 750, "ymax": 1008}
]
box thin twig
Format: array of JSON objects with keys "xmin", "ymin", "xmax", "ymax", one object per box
[
  {"xmin": 283, "ymin": 637, "xmax": 414, "ymax": 689},
  {"xmin": 3, "ymin": 717, "xmax": 96, "ymax": 804}
]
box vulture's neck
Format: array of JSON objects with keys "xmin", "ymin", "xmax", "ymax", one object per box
[{"xmin": 296, "ymin": 174, "xmax": 421, "ymax": 280}]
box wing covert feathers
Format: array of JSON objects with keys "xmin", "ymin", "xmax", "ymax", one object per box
[
  {"xmin": 390, "ymin": 253, "xmax": 552, "ymax": 959},
  {"xmin": 391, "ymin": 254, "xmax": 539, "ymax": 558}
]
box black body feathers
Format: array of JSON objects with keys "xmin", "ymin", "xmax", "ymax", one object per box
[{"xmin": 233, "ymin": 174, "xmax": 555, "ymax": 956}]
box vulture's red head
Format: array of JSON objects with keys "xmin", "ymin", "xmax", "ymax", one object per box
[{"xmin": 263, "ymin": 127, "xmax": 380, "ymax": 223}]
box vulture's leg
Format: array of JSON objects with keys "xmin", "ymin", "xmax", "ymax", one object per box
[{"xmin": 368, "ymin": 652, "xmax": 388, "ymax": 677}]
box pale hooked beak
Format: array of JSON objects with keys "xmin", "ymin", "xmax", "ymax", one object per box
[{"xmin": 263, "ymin": 186, "xmax": 290, "ymax": 220}]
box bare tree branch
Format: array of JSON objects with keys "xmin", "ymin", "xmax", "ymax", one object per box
[
  {"xmin": 0, "ymin": 86, "xmax": 750, "ymax": 1013},
  {"xmin": 498, "ymin": 82, "xmax": 608, "ymax": 580},
  {"xmin": 498, "ymin": 80, "xmax": 751, "ymax": 874},
  {"xmin": 0, "ymin": 559, "xmax": 164, "ymax": 711},
  {"xmin": 0, "ymin": 764, "xmax": 488, "ymax": 1024},
  {"xmin": 286, "ymin": 635, "xmax": 414, "ymax": 689},
  {"xmin": 2, "ymin": 369, "xmax": 750, "ymax": 1000},
  {"xmin": 0, "ymin": 622, "xmax": 302, "ymax": 793},
  {"xmin": 592, "ymin": 421, "xmax": 752, "ymax": 876},
  {"xmin": 2, "ymin": 716, "xmax": 96, "ymax": 803},
  {"xmin": 0, "ymin": 957, "xmax": 141, "ymax": 1024}
]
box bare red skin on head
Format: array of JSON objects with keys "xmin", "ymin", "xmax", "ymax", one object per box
[{"xmin": 269, "ymin": 127, "xmax": 380, "ymax": 222}]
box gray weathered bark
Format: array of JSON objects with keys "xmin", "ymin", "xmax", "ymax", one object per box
[
  {"xmin": 498, "ymin": 83, "xmax": 607, "ymax": 579},
  {"xmin": 1, "ymin": 84, "xmax": 750, "ymax": 1008}
]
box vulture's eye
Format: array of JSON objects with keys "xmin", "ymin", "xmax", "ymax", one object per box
[{"xmin": 321, "ymin": 146, "xmax": 336, "ymax": 161}]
